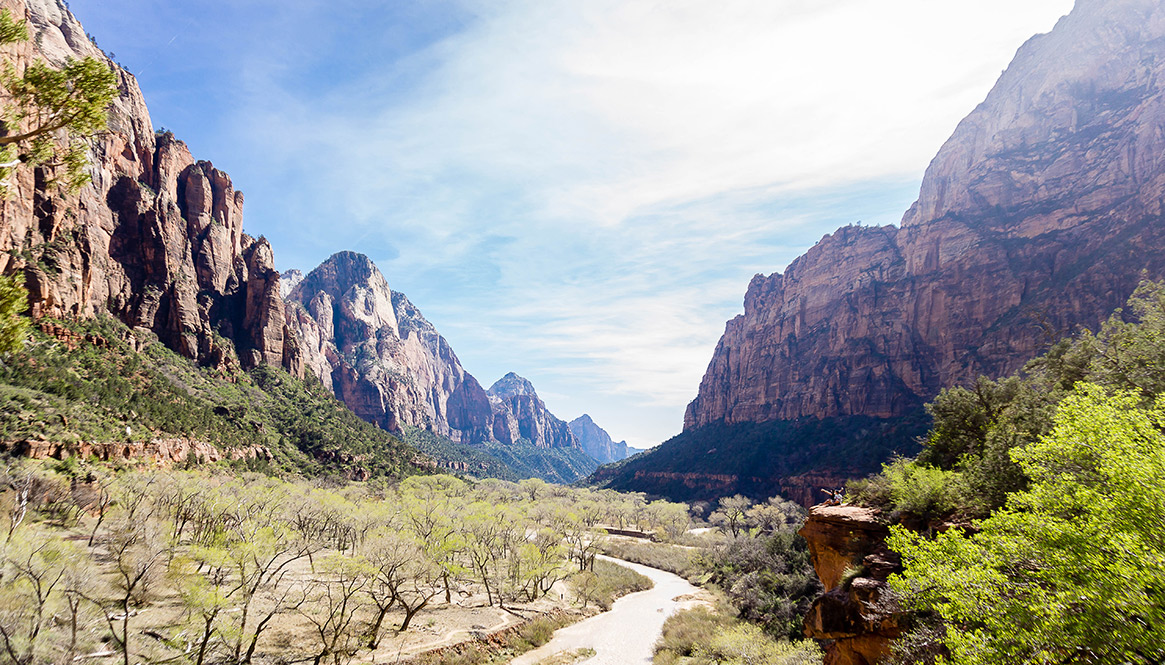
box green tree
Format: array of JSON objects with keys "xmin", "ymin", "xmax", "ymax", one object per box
[
  {"xmin": 1, "ymin": 8, "xmax": 118, "ymax": 193},
  {"xmin": 0, "ymin": 274, "xmax": 28, "ymax": 358},
  {"xmin": 888, "ymin": 385, "xmax": 1165, "ymax": 664}
]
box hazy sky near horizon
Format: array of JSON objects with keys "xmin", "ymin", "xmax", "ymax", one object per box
[{"xmin": 68, "ymin": 0, "xmax": 1075, "ymax": 448}]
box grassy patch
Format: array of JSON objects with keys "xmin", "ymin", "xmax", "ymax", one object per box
[
  {"xmin": 653, "ymin": 608, "xmax": 821, "ymax": 665},
  {"xmin": 571, "ymin": 558, "xmax": 653, "ymax": 611},
  {"xmin": 599, "ymin": 539, "xmax": 703, "ymax": 582}
]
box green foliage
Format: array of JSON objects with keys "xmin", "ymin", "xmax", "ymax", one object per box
[
  {"xmin": 703, "ymin": 529, "xmax": 820, "ymax": 641},
  {"xmin": 887, "ymin": 458, "xmax": 971, "ymax": 519},
  {"xmin": 476, "ymin": 440, "xmax": 599, "ymax": 484},
  {"xmin": 694, "ymin": 622, "xmax": 822, "ymax": 665},
  {"xmin": 570, "ymin": 558, "xmax": 653, "ymax": 611},
  {"xmin": 889, "ymin": 385, "xmax": 1165, "ymax": 664},
  {"xmin": 0, "ymin": 9, "xmax": 28, "ymax": 44},
  {"xmin": 0, "ymin": 316, "xmax": 422, "ymax": 479},
  {"xmin": 653, "ymin": 608, "xmax": 821, "ymax": 665},
  {"xmin": 0, "ymin": 273, "xmax": 29, "ymax": 356},
  {"xmin": 402, "ymin": 426, "xmax": 519, "ymax": 481},
  {"xmin": 1, "ymin": 10, "xmax": 118, "ymax": 193},
  {"xmin": 598, "ymin": 539, "xmax": 702, "ymax": 582},
  {"xmin": 654, "ymin": 607, "xmax": 733, "ymax": 663}
]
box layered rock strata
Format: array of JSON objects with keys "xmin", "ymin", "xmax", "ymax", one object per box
[
  {"xmin": 686, "ymin": 0, "xmax": 1165, "ymax": 436},
  {"xmin": 0, "ymin": 0, "xmax": 300, "ymax": 376},
  {"xmin": 284, "ymin": 252, "xmax": 585, "ymax": 451}
]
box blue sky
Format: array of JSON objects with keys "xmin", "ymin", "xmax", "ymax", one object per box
[{"xmin": 68, "ymin": 0, "xmax": 1074, "ymax": 448}]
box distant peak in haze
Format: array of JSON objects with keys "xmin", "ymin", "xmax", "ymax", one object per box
[{"xmin": 568, "ymin": 413, "xmax": 643, "ymax": 464}]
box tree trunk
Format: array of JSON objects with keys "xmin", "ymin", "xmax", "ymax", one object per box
[
  {"xmin": 367, "ymin": 605, "xmax": 391, "ymax": 649},
  {"xmin": 399, "ymin": 599, "xmax": 430, "ymax": 633}
]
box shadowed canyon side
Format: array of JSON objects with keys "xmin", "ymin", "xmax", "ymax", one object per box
[
  {"xmin": 0, "ymin": 0, "xmax": 300, "ymax": 377},
  {"xmin": 598, "ymin": 0, "xmax": 1165, "ymax": 502}
]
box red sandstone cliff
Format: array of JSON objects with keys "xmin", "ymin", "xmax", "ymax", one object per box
[
  {"xmin": 800, "ymin": 505, "xmax": 902, "ymax": 665},
  {"xmin": 685, "ymin": 0, "xmax": 1165, "ymax": 432},
  {"xmin": 0, "ymin": 0, "xmax": 300, "ymax": 376}
]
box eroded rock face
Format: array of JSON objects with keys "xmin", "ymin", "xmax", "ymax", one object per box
[
  {"xmin": 285, "ymin": 253, "xmax": 586, "ymax": 451},
  {"xmin": 685, "ymin": 0, "xmax": 1165, "ymax": 438},
  {"xmin": 800, "ymin": 505, "xmax": 903, "ymax": 665},
  {"xmin": 1, "ymin": 437, "xmax": 271, "ymax": 466},
  {"xmin": 0, "ymin": 0, "xmax": 299, "ymax": 376},
  {"xmin": 488, "ymin": 372, "xmax": 578, "ymax": 449},
  {"xmin": 285, "ymin": 251, "xmax": 495, "ymax": 443},
  {"xmin": 568, "ymin": 414, "xmax": 643, "ymax": 464}
]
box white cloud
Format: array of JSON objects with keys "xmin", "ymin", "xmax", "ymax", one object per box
[{"xmin": 223, "ymin": 0, "xmax": 1074, "ymax": 445}]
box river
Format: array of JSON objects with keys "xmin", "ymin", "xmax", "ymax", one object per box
[{"xmin": 508, "ymin": 555, "xmax": 710, "ymax": 665}]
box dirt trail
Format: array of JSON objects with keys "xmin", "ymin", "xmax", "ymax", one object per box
[{"xmin": 508, "ymin": 555, "xmax": 710, "ymax": 665}]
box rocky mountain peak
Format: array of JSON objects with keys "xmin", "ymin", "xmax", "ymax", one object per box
[
  {"xmin": 568, "ymin": 414, "xmax": 641, "ymax": 465},
  {"xmin": 279, "ymin": 269, "xmax": 303, "ymax": 298},
  {"xmin": 488, "ymin": 372, "xmax": 538, "ymax": 399}
]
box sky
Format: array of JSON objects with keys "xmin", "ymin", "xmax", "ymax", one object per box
[{"xmin": 67, "ymin": 0, "xmax": 1075, "ymax": 449}]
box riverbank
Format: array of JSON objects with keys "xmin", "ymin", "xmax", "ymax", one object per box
[{"xmin": 509, "ymin": 555, "xmax": 713, "ymax": 665}]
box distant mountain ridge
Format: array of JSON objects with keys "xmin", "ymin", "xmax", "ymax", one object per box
[
  {"xmin": 283, "ymin": 253, "xmax": 599, "ymax": 480},
  {"xmin": 599, "ymin": 0, "xmax": 1165, "ymax": 503},
  {"xmin": 568, "ymin": 414, "xmax": 644, "ymax": 464}
]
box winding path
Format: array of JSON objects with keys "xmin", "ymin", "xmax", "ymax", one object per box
[{"xmin": 509, "ymin": 555, "xmax": 710, "ymax": 665}]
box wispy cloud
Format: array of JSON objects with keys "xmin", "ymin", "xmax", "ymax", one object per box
[{"xmin": 71, "ymin": 0, "xmax": 1074, "ymax": 447}]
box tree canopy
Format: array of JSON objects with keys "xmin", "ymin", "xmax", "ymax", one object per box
[
  {"xmin": 1, "ymin": 8, "xmax": 117, "ymax": 193},
  {"xmin": 888, "ymin": 385, "xmax": 1165, "ymax": 664}
]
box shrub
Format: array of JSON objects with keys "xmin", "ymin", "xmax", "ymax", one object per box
[
  {"xmin": 572, "ymin": 559, "xmax": 652, "ymax": 610},
  {"xmin": 696, "ymin": 623, "xmax": 822, "ymax": 665},
  {"xmin": 654, "ymin": 607, "xmax": 730, "ymax": 661}
]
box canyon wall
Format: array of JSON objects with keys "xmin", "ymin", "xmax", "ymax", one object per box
[
  {"xmin": 685, "ymin": 0, "xmax": 1165, "ymax": 432},
  {"xmin": 285, "ymin": 251, "xmax": 495, "ymax": 443},
  {"xmin": 487, "ymin": 372, "xmax": 577, "ymax": 449},
  {"xmin": 0, "ymin": 0, "xmax": 300, "ymax": 376}
]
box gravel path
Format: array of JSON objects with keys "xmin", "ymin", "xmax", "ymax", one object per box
[{"xmin": 509, "ymin": 555, "xmax": 709, "ymax": 665}]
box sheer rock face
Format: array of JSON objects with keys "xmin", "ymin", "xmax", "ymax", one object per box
[
  {"xmin": 487, "ymin": 372, "xmax": 579, "ymax": 449},
  {"xmin": 285, "ymin": 255, "xmax": 584, "ymax": 449},
  {"xmin": 0, "ymin": 0, "xmax": 300, "ymax": 376},
  {"xmin": 568, "ymin": 414, "xmax": 642, "ymax": 464},
  {"xmin": 685, "ymin": 0, "xmax": 1165, "ymax": 433},
  {"xmin": 285, "ymin": 251, "xmax": 495, "ymax": 443},
  {"xmin": 800, "ymin": 505, "xmax": 903, "ymax": 665}
]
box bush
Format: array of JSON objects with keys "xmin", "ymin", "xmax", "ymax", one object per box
[
  {"xmin": 572, "ymin": 559, "xmax": 652, "ymax": 610},
  {"xmin": 704, "ymin": 531, "xmax": 820, "ymax": 640},
  {"xmin": 654, "ymin": 609, "xmax": 821, "ymax": 665},
  {"xmin": 883, "ymin": 458, "xmax": 971, "ymax": 519},
  {"xmin": 696, "ymin": 623, "xmax": 822, "ymax": 665},
  {"xmin": 654, "ymin": 607, "xmax": 731, "ymax": 661},
  {"xmin": 598, "ymin": 539, "xmax": 702, "ymax": 581}
]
